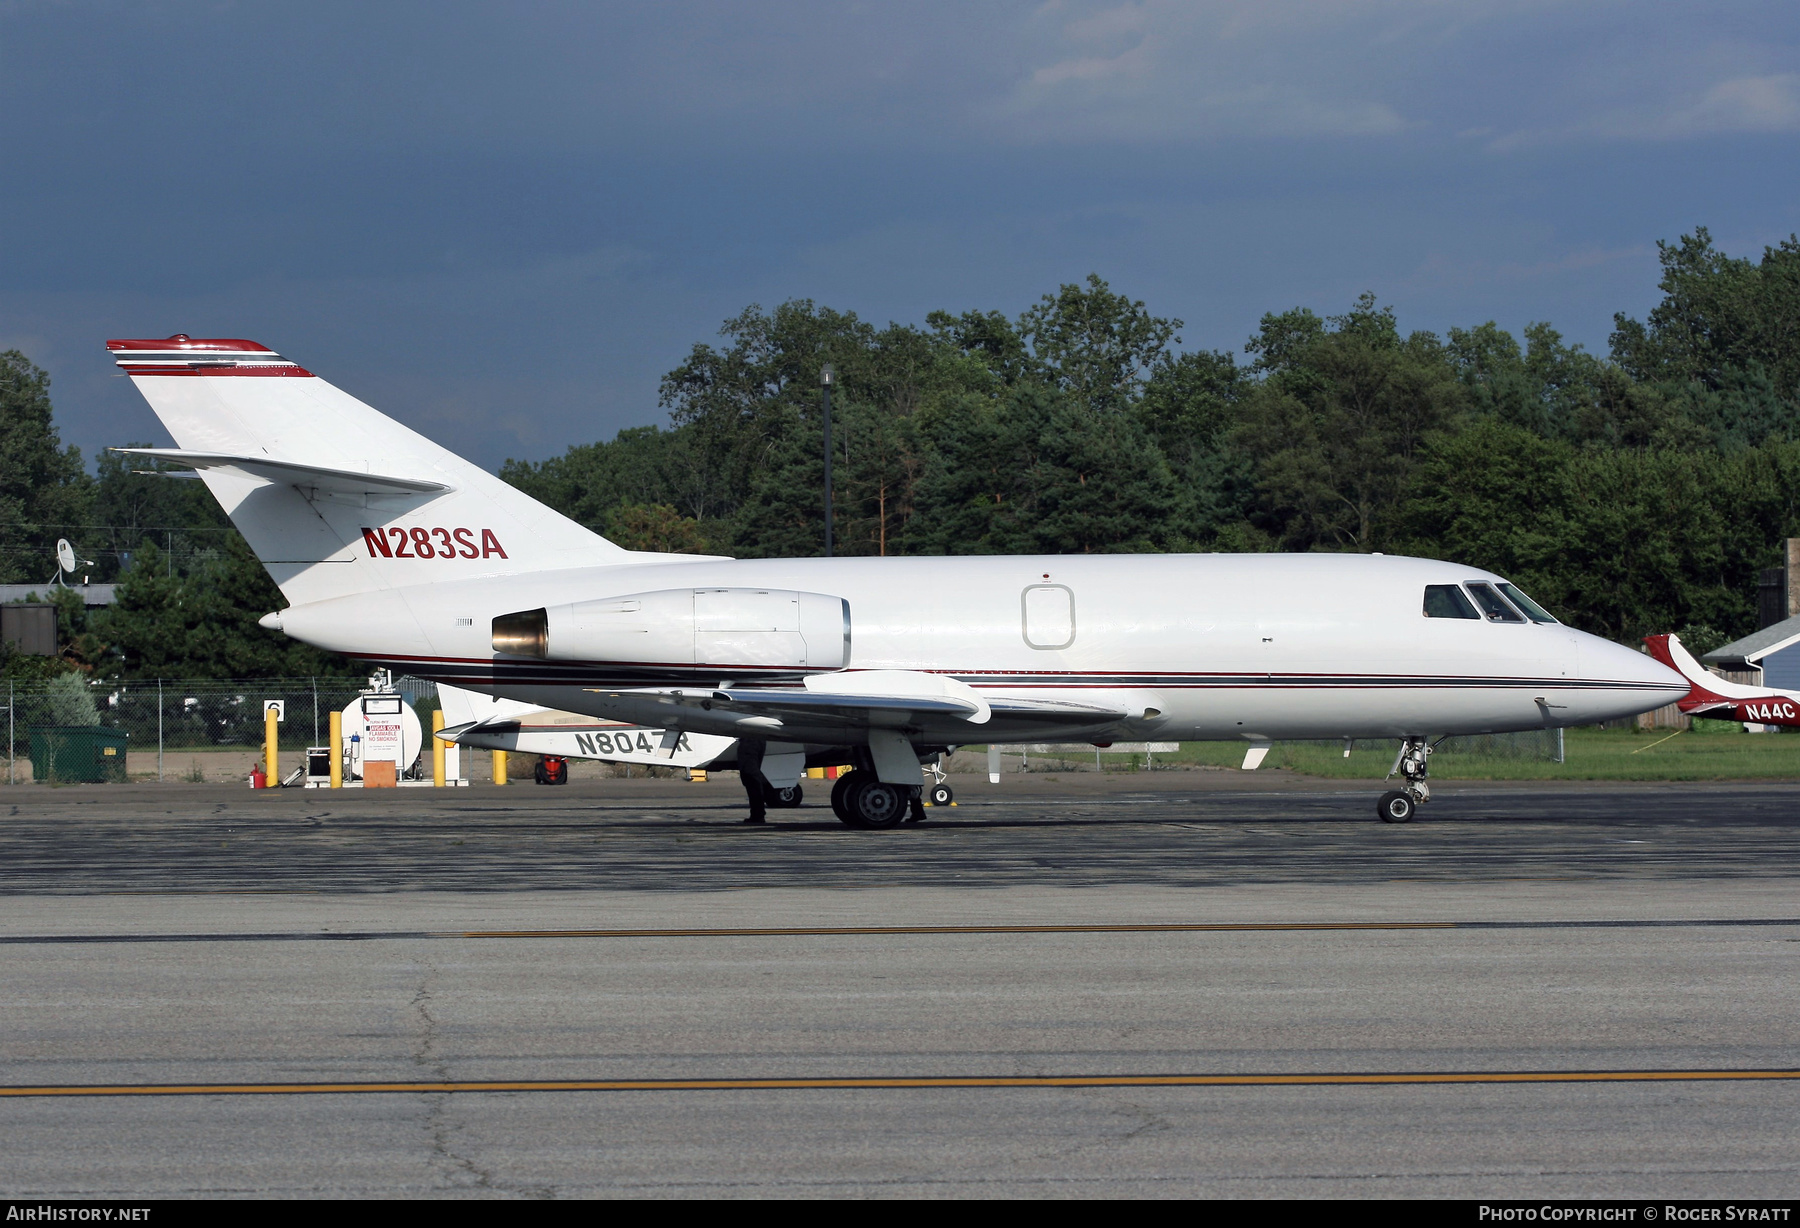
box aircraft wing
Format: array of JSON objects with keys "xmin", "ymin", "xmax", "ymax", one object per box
[
  {"xmin": 595, "ymin": 680, "xmax": 1129, "ymax": 737},
  {"xmin": 986, "ymin": 695, "xmax": 1134, "ymax": 721}
]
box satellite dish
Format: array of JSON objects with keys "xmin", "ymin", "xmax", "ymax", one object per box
[{"xmin": 56, "ymin": 539, "xmax": 76, "ymax": 574}]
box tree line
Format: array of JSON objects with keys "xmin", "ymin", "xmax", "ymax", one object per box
[
  {"xmin": 505, "ymin": 228, "xmax": 1800, "ymax": 653},
  {"xmin": 3, "ymin": 226, "xmax": 1797, "ymax": 679}
]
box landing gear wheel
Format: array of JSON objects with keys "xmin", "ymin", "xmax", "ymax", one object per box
[
  {"xmin": 926, "ymin": 782, "xmax": 953, "ymax": 808},
  {"xmin": 764, "ymin": 783, "xmax": 804, "ymax": 809},
  {"xmin": 1378, "ymin": 790, "xmax": 1414, "ymax": 823},
  {"xmin": 843, "ymin": 778, "xmax": 908, "ymax": 829},
  {"xmin": 830, "ymin": 770, "xmax": 868, "ymax": 823}
]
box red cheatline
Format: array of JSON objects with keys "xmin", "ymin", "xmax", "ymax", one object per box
[{"xmin": 3, "ymin": 1070, "xmax": 1797, "ymax": 1098}]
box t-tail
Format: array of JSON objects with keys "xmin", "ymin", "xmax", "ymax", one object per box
[{"xmin": 106, "ymin": 335, "xmax": 690, "ymax": 608}]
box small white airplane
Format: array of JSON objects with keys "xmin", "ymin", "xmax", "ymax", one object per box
[
  {"xmin": 433, "ymin": 684, "xmax": 790, "ymax": 796},
  {"xmin": 108, "ymin": 335, "xmax": 1687, "ymax": 824}
]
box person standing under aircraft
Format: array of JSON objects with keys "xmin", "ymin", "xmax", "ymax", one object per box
[{"xmin": 738, "ymin": 738, "xmax": 770, "ymax": 824}]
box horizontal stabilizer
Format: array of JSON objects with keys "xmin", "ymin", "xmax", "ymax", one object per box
[{"xmin": 110, "ymin": 448, "xmax": 450, "ymax": 497}]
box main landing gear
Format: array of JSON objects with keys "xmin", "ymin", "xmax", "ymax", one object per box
[
  {"xmin": 1378, "ymin": 736, "xmax": 1433, "ymax": 823},
  {"xmin": 830, "ymin": 769, "xmax": 927, "ymax": 829}
]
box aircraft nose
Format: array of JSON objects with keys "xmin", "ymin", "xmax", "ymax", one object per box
[{"xmin": 1577, "ymin": 632, "xmax": 1688, "ymax": 720}]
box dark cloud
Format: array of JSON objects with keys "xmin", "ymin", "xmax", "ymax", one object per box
[{"xmin": 2, "ymin": 1, "xmax": 1796, "ymax": 466}]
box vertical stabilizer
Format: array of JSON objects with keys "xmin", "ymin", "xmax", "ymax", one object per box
[
  {"xmin": 107, "ymin": 336, "xmax": 632, "ymax": 606},
  {"xmin": 1643, "ymin": 633, "xmax": 1778, "ymax": 704}
]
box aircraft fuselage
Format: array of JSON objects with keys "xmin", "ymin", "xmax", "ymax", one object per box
[{"xmin": 270, "ymin": 551, "xmax": 1683, "ymax": 747}]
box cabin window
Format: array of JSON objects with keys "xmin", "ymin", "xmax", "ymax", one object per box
[
  {"xmin": 1465, "ymin": 582, "xmax": 1525, "ymax": 622},
  {"xmin": 1423, "ymin": 584, "xmax": 1480, "ymax": 619},
  {"xmin": 1497, "ymin": 582, "xmax": 1558, "ymax": 624}
]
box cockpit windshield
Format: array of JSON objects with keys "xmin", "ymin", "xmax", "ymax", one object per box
[
  {"xmin": 1465, "ymin": 582, "xmax": 1525, "ymax": 622},
  {"xmin": 1497, "ymin": 582, "xmax": 1558, "ymax": 624},
  {"xmin": 1423, "ymin": 584, "xmax": 1480, "ymax": 619}
]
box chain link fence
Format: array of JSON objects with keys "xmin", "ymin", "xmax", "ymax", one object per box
[
  {"xmin": 2, "ymin": 675, "xmax": 440, "ymax": 783},
  {"xmin": 973, "ymin": 729, "xmax": 1565, "ymax": 775},
  {"xmin": 1435, "ymin": 729, "xmax": 1564, "ymax": 761},
  {"xmin": 1, "ymin": 674, "xmax": 1567, "ymax": 783}
]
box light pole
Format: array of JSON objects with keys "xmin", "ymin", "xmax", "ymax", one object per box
[{"xmin": 820, "ymin": 363, "xmax": 835, "ymax": 558}]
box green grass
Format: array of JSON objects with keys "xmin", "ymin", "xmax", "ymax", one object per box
[{"xmin": 1005, "ymin": 724, "xmax": 1800, "ymax": 782}]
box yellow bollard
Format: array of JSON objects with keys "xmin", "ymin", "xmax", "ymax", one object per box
[
  {"xmin": 493, "ymin": 747, "xmax": 508, "ymax": 786},
  {"xmin": 264, "ymin": 707, "xmax": 280, "ymax": 785},
  {"xmin": 329, "ymin": 710, "xmax": 342, "ymax": 788},
  {"xmin": 432, "ymin": 710, "xmax": 446, "ymax": 787}
]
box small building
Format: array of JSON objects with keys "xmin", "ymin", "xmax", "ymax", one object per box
[
  {"xmin": 1, "ymin": 586, "xmax": 115, "ymax": 658},
  {"xmin": 1702, "ymin": 614, "xmax": 1800, "ymax": 690},
  {"xmin": 0, "ymin": 584, "xmax": 116, "ymax": 607},
  {"xmin": 0, "ymin": 604, "xmax": 58, "ymax": 656}
]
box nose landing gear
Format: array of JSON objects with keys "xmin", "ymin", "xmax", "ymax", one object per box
[
  {"xmin": 1378, "ymin": 736, "xmax": 1433, "ymax": 823},
  {"xmin": 1377, "ymin": 790, "xmax": 1415, "ymax": 823}
]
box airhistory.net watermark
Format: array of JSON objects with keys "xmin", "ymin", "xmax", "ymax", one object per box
[{"xmin": 5, "ymin": 1209, "xmax": 150, "ymax": 1223}]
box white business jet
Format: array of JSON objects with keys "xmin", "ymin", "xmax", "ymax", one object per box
[{"xmin": 108, "ymin": 336, "xmax": 1686, "ymax": 825}]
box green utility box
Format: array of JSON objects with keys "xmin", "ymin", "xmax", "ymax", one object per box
[{"xmin": 28, "ymin": 726, "xmax": 129, "ymax": 784}]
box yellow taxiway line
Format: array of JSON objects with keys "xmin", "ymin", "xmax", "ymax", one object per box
[
  {"xmin": 3, "ymin": 1070, "xmax": 1798, "ymax": 1098},
  {"xmin": 9, "ymin": 919, "xmax": 1798, "ymax": 946},
  {"xmin": 457, "ymin": 922, "xmax": 1458, "ymax": 938}
]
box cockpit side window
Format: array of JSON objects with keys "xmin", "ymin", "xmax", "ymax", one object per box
[
  {"xmin": 1497, "ymin": 582, "xmax": 1558, "ymax": 624},
  {"xmin": 1423, "ymin": 584, "xmax": 1480, "ymax": 619},
  {"xmin": 1465, "ymin": 582, "xmax": 1525, "ymax": 622}
]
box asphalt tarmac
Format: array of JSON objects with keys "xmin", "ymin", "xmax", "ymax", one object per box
[{"xmin": 3, "ymin": 773, "xmax": 1799, "ymax": 1198}]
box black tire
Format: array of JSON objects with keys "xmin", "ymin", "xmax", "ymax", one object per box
[
  {"xmin": 1378, "ymin": 790, "xmax": 1414, "ymax": 823},
  {"xmin": 830, "ymin": 770, "xmax": 868, "ymax": 823},
  {"xmin": 764, "ymin": 783, "xmax": 804, "ymax": 809},
  {"xmin": 846, "ymin": 778, "xmax": 909, "ymax": 829},
  {"xmin": 927, "ymin": 782, "xmax": 953, "ymax": 807}
]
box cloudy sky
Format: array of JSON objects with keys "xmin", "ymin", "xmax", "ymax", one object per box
[{"xmin": 4, "ymin": 1, "xmax": 1797, "ymax": 466}]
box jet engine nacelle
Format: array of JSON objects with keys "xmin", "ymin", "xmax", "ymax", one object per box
[{"xmin": 493, "ymin": 588, "xmax": 850, "ymax": 669}]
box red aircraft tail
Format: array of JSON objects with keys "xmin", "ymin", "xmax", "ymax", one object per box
[
  {"xmin": 1643, "ymin": 634, "xmax": 1729, "ymax": 710},
  {"xmin": 1643, "ymin": 631, "xmax": 1800, "ymax": 725}
]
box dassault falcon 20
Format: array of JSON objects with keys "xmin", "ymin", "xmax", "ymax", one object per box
[{"xmin": 107, "ymin": 335, "xmax": 1687, "ymax": 825}]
